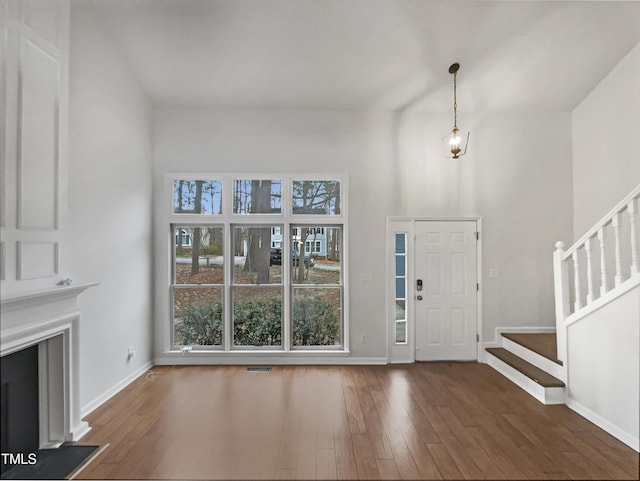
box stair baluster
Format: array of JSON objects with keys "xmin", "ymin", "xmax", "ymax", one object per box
[
  {"xmin": 612, "ymin": 213, "xmax": 623, "ymax": 287},
  {"xmin": 572, "ymin": 250, "xmax": 582, "ymax": 311},
  {"xmin": 585, "ymin": 237, "xmax": 594, "ymax": 304},
  {"xmin": 597, "ymin": 227, "xmax": 608, "ymax": 296}
]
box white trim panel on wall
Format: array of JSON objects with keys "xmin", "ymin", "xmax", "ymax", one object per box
[
  {"xmin": 1, "ymin": 0, "xmax": 69, "ymax": 289},
  {"xmin": 20, "ymin": 0, "xmax": 66, "ymax": 49},
  {"xmin": 0, "ymin": 5, "xmax": 7, "ymax": 230},
  {"xmin": 17, "ymin": 241, "xmax": 58, "ymax": 280},
  {"xmin": 17, "ymin": 36, "xmax": 59, "ymax": 230}
]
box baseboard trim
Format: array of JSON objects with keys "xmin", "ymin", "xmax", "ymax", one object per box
[
  {"xmin": 153, "ymin": 355, "xmax": 388, "ymax": 366},
  {"xmin": 565, "ymin": 397, "xmax": 640, "ymax": 452},
  {"xmin": 81, "ymin": 361, "xmax": 153, "ymax": 418},
  {"xmin": 69, "ymin": 420, "xmax": 91, "ymax": 442},
  {"xmin": 494, "ymin": 325, "xmax": 556, "ymax": 342}
]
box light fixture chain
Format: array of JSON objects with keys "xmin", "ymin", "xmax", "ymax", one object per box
[{"xmin": 453, "ymin": 71, "xmax": 458, "ymax": 130}]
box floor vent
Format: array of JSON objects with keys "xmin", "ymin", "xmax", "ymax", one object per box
[{"xmin": 246, "ymin": 367, "xmax": 272, "ymax": 373}]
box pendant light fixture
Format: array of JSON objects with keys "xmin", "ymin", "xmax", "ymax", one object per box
[{"xmin": 443, "ymin": 63, "xmax": 469, "ymax": 159}]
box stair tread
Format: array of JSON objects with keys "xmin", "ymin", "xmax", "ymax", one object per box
[
  {"xmin": 486, "ymin": 347, "xmax": 565, "ymax": 388},
  {"xmin": 501, "ymin": 332, "xmax": 563, "ymax": 366}
]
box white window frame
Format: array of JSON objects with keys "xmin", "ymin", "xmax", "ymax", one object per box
[{"xmin": 164, "ymin": 173, "xmax": 349, "ymax": 355}]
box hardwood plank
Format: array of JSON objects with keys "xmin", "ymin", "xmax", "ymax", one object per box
[
  {"xmin": 426, "ymin": 442, "xmax": 464, "ymax": 479},
  {"xmin": 475, "ymin": 413, "xmax": 547, "ymax": 478},
  {"xmin": 399, "ymin": 425, "xmax": 443, "ymax": 480},
  {"xmin": 375, "ymin": 458, "xmax": 402, "ymax": 480},
  {"xmin": 352, "ymin": 369, "xmax": 394, "ymax": 460},
  {"xmin": 468, "ymin": 425, "xmax": 530, "ymax": 480},
  {"xmin": 576, "ymin": 429, "xmax": 640, "ymax": 478},
  {"xmin": 433, "ymin": 406, "xmax": 494, "ymax": 480},
  {"xmin": 369, "ymin": 391, "xmax": 423, "ymax": 480},
  {"xmin": 341, "ymin": 369, "xmax": 367, "ymax": 434},
  {"xmin": 333, "ymin": 428, "xmax": 359, "ymax": 480},
  {"xmin": 316, "ymin": 448, "xmax": 338, "ymax": 480},
  {"xmin": 76, "ymin": 459, "xmax": 115, "ymax": 480},
  {"xmin": 351, "ymin": 432, "xmax": 380, "ymax": 480},
  {"xmin": 552, "ymin": 425, "xmax": 634, "ymax": 480},
  {"xmin": 274, "ymin": 468, "xmax": 296, "ymax": 480}
]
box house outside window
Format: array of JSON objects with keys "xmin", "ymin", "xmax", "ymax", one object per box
[{"xmin": 175, "ymin": 228, "xmax": 192, "ymax": 247}]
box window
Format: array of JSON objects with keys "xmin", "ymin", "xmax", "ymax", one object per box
[
  {"xmin": 233, "ymin": 179, "xmax": 281, "ymax": 214},
  {"xmin": 232, "ymin": 225, "xmax": 283, "ymax": 348},
  {"xmin": 292, "ymin": 180, "xmax": 340, "ymax": 215},
  {"xmin": 304, "ymin": 240, "xmax": 322, "ymax": 254},
  {"xmin": 174, "ymin": 180, "xmax": 222, "ymax": 214},
  {"xmin": 172, "ymin": 225, "xmax": 224, "ymax": 348},
  {"xmin": 394, "ymin": 233, "xmax": 407, "ymax": 344},
  {"xmin": 291, "ymin": 225, "xmax": 343, "ymax": 348},
  {"xmin": 166, "ymin": 175, "xmax": 347, "ymax": 352}
]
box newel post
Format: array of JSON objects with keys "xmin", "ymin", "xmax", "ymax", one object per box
[{"xmin": 553, "ymin": 241, "xmax": 569, "ymax": 364}]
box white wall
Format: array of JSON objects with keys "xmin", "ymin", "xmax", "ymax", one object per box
[
  {"xmin": 573, "ymin": 43, "xmax": 640, "ymax": 239},
  {"xmin": 566, "ymin": 282, "xmax": 640, "ymax": 451},
  {"xmin": 154, "ymin": 107, "xmax": 573, "ymax": 360},
  {"xmin": 66, "ymin": 2, "xmax": 154, "ymax": 413}
]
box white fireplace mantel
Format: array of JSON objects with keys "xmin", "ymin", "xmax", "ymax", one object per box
[
  {"xmin": 1, "ymin": 283, "xmax": 98, "ymax": 312},
  {"xmin": 1, "ymin": 282, "xmax": 98, "ymax": 448}
]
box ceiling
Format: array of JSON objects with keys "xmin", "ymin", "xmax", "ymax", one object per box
[{"xmin": 86, "ymin": 0, "xmax": 640, "ymax": 112}]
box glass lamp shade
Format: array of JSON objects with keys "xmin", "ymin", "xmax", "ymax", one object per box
[{"xmin": 442, "ymin": 128, "xmax": 470, "ymax": 159}]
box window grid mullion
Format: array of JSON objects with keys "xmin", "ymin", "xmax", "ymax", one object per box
[{"xmin": 223, "ymin": 223, "xmax": 232, "ymax": 351}]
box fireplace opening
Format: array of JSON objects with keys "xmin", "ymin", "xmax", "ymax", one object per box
[{"xmin": 1, "ymin": 345, "xmax": 39, "ymax": 474}]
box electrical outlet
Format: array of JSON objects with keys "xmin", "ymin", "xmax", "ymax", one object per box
[{"xmin": 361, "ymin": 334, "xmax": 368, "ymax": 344}]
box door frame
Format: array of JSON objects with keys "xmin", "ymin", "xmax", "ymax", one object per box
[{"xmin": 386, "ymin": 217, "xmax": 483, "ymax": 364}]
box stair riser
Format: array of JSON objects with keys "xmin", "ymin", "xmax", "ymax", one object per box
[
  {"xmin": 502, "ymin": 337, "xmax": 565, "ymax": 381},
  {"xmin": 486, "ymin": 352, "xmax": 565, "ymax": 405}
]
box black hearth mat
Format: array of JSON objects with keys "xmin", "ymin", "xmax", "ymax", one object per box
[{"xmin": 1, "ymin": 445, "xmax": 99, "ymax": 480}]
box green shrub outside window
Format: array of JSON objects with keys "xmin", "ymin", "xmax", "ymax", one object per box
[{"xmin": 176, "ymin": 297, "xmax": 339, "ymax": 347}]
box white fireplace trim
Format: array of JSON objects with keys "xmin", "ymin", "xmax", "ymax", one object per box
[{"xmin": 1, "ymin": 283, "xmax": 97, "ymax": 448}]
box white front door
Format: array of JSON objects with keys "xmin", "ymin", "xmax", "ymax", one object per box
[{"xmin": 415, "ymin": 221, "xmax": 478, "ymax": 361}]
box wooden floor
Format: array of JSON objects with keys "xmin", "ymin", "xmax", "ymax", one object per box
[{"xmin": 76, "ymin": 363, "xmax": 639, "ymax": 480}]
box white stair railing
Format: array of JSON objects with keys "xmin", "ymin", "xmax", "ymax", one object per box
[{"xmin": 554, "ymin": 184, "xmax": 640, "ymax": 363}]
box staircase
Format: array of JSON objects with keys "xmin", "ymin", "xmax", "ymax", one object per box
[
  {"xmin": 482, "ymin": 186, "xmax": 640, "ymax": 451},
  {"xmin": 485, "ymin": 332, "xmax": 565, "ymax": 405}
]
